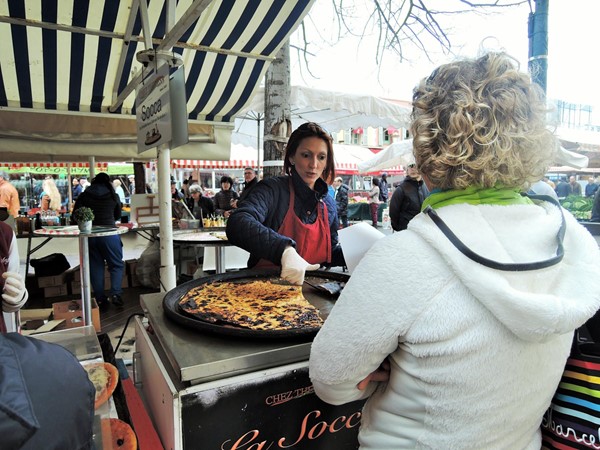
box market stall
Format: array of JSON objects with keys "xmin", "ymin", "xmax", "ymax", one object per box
[
  {"xmin": 134, "ymin": 270, "xmax": 363, "ymax": 449},
  {"xmin": 347, "ymin": 202, "xmax": 388, "ymax": 222}
]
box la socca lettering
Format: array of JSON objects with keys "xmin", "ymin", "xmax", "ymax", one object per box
[
  {"xmin": 220, "ymin": 409, "xmax": 361, "ymax": 450},
  {"xmin": 141, "ymin": 99, "xmax": 162, "ymax": 121}
]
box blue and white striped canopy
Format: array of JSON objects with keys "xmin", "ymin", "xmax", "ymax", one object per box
[{"xmin": 0, "ymin": 0, "xmax": 314, "ymax": 122}]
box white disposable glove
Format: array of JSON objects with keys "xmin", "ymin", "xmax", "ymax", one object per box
[
  {"xmin": 2, "ymin": 271, "xmax": 28, "ymax": 312},
  {"xmin": 280, "ymin": 247, "xmax": 320, "ymax": 286}
]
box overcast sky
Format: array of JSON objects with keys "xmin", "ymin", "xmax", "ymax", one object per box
[{"xmin": 291, "ymin": 1, "xmax": 600, "ymax": 123}]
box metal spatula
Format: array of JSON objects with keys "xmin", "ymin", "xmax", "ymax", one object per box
[{"xmin": 303, "ymin": 279, "xmax": 345, "ymax": 297}]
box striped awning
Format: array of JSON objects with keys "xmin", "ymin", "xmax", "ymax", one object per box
[
  {"xmin": 170, "ymin": 159, "xmax": 255, "ymax": 169},
  {"xmin": 0, "ymin": 0, "xmax": 314, "ymax": 162},
  {"xmin": 0, "ymin": 0, "xmax": 314, "ymax": 122}
]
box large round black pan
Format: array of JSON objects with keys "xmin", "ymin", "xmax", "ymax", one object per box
[{"xmin": 162, "ymin": 269, "xmax": 349, "ymax": 339}]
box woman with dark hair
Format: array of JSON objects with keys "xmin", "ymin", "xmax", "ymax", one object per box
[
  {"xmin": 72, "ymin": 172, "xmax": 124, "ymax": 309},
  {"xmin": 227, "ymin": 122, "xmax": 344, "ymax": 285},
  {"xmin": 213, "ymin": 175, "xmax": 238, "ymax": 218}
]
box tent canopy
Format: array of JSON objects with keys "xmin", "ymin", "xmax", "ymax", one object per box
[
  {"xmin": 170, "ymin": 143, "xmax": 394, "ymax": 174},
  {"xmin": 357, "ymin": 140, "xmax": 414, "ymax": 174},
  {"xmin": 232, "ymin": 85, "xmax": 412, "ymax": 148},
  {"xmin": 0, "ymin": 0, "xmax": 315, "ymax": 161}
]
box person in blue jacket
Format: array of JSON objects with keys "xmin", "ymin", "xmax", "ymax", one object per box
[
  {"xmin": 0, "ymin": 332, "xmax": 95, "ymax": 449},
  {"xmin": 226, "ymin": 122, "xmax": 345, "ymax": 285}
]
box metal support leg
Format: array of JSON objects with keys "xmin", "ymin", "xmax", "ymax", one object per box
[{"xmin": 78, "ymin": 235, "xmax": 92, "ymax": 326}]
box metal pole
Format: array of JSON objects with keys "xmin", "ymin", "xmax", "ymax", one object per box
[
  {"xmin": 158, "ymin": 144, "xmax": 176, "ymax": 291},
  {"xmin": 528, "ymin": 0, "xmax": 549, "ymax": 93}
]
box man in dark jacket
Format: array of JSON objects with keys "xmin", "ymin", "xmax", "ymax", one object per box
[
  {"xmin": 232, "ymin": 167, "xmax": 259, "ymax": 208},
  {"xmin": 554, "ymin": 177, "xmax": 571, "ymax": 198},
  {"xmin": 389, "ymin": 163, "xmax": 429, "ymax": 232},
  {"xmin": 72, "ymin": 172, "xmax": 124, "ymax": 309},
  {"xmin": 333, "ymin": 176, "xmax": 349, "ymax": 228},
  {"xmin": 379, "ymin": 172, "xmax": 389, "ymax": 202},
  {"xmin": 1, "ymin": 332, "xmax": 95, "ymax": 449}
]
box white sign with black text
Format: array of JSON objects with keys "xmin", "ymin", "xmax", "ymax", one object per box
[{"xmin": 136, "ymin": 64, "xmax": 171, "ymax": 153}]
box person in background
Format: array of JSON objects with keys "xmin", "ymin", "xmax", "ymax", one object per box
[
  {"xmin": 71, "ymin": 177, "xmax": 82, "ymax": 202},
  {"xmin": 0, "ymin": 171, "xmax": 20, "ymax": 218},
  {"xmin": 79, "ymin": 177, "xmax": 90, "ymax": 192},
  {"xmin": 1, "ymin": 219, "xmax": 28, "ymax": 332},
  {"xmin": 333, "ymin": 176, "xmax": 349, "ymax": 228},
  {"xmin": 112, "ymin": 179, "xmax": 126, "ymax": 203},
  {"xmin": 554, "ymin": 176, "xmax": 571, "ymax": 198},
  {"xmin": 543, "ymin": 176, "xmax": 555, "ymax": 189},
  {"xmin": 181, "ymin": 179, "xmax": 191, "ymax": 200},
  {"xmin": 226, "ymin": 122, "xmax": 344, "ymax": 284},
  {"xmin": 585, "ymin": 176, "xmax": 599, "ymax": 198},
  {"xmin": 171, "ymin": 181, "xmax": 184, "ymax": 201},
  {"xmin": 328, "ymin": 183, "xmax": 336, "ymax": 199},
  {"xmin": 40, "ymin": 177, "xmax": 62, "ymax": 212},
  {"xmin": 72, "ymin": 172, "xmax": 124, "ymax": 310},
  {"xmin": 367, "ymin": 177, "xmax": 380, "ymax": 227},
  {"xmin": 232, "ymin": 167, "xmax": 258, "ymax": 208},
  {"xmin": 591, "ymin": 187, "xmax": 600, "ymax": 222},
  {"xmin": 389, "ymin": 163, "xmax": 429, "ymax": 231},
  {"xmin": 569, "ymin": 175, "xmax": 582, "ymax": 196},
  {"xmin": 213, "ymin": 175, "xmax": 239, "ymax": 218},
  {"xmin": 309, "ymin": 52, "xmax": 600, "ymax": 449},
  {"xmin": 379, "ymin": 172, "xmax": 389, "ymax": 203},
  {"xmin": 127, "ymin": 174, "xmax": 135, "ymax": 196},
  {"xmin": 186, "ymin": 184, "xmax": 215, "ymax": 222},
  {"xmin": 529, "ymin": 177, "xmax": 559, "ymax": 201}
]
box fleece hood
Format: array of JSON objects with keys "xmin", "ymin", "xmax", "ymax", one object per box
[{"xmin": 408, "ymin": 200, "xmax": 600, "ymax": 342}]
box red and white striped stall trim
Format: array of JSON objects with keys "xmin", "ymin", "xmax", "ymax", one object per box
[
  {"xmin": 0, "ymin": 162, "xmax": 108, "ymax": 169},
  {"xmin": 170, "ymin": 159, "xmax": 257, "ymax": 169}
]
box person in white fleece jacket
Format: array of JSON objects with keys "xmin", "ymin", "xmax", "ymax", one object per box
[{"xmin": 309, "ymin": 52, "xmax": 600, "ymax": 450}]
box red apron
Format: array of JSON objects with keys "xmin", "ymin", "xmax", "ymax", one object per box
[{"xmin": 257, "ymin": 180, "xmax": 332, "ymax": 267}]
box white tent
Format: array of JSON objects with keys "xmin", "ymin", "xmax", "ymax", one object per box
[
  {"xmin": 357, "ymin": 140, "xmax": 414, "ymax": 174},
  {"xmin": 171, "ymin": 143, "xmax": 380, "ymax": 175},
  {"xmin": 358, "ymin": 139, "xmax": 590, "ymax": 174},
  {"xmin": 232, "ymin": 85, "xmax": 411, "ymax": 149}
]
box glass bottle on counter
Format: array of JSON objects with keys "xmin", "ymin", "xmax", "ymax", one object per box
[{"xmin": 34, "ymin": 212, "xmax": 42, "ymax": 230}]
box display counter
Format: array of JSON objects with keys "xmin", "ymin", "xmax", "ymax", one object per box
[{"xmin": 134, "ymin": 292, "xmax": 364, "ymax": 450}]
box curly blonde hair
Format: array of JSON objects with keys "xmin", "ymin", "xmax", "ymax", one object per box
[{"xmin": 411, "ymin": 52, "xmax": 556, "ymax": 191}]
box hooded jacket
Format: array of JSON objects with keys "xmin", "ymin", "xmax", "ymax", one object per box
[
  {"xmin": 335, "ymin": 183, "xmax": 349, "ymax": 217},
  {"xmin": 309, "ymin": 200, "xmax": 600, "ymax": 449},
  {"xmin": 72, "ymin": 183, "xmax": 121, "ymax": 227},
  {"xmin": 389, "ymin": 176, "xmax": 429, "ymax": 231},
  {"xmin": 226, "ymin": 168, "xmax": 344, "ymax": 268},
  {"xmin": 0, "ymin": 332, "xmax": 95, "ymax": 449}
]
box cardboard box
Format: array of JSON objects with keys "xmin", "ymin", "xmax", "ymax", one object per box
[
  {"xmin": 20, "ymin": 308, "xmax": 53, "ymax": 322},
  {"xmin": 37, "ymin": 272, "xmax": 67, "ymax": 288},
  {"xmin": 71, "ymin": 280, "xmax": 82, "ymax": 295},
  {"xmin": 44, "ymin": 284, "xmax": 68, "ymax": 298},
  {"xmin": 67, "ymin": 266, "xmax": 80, "ymax": 282},
  {"xmin": 52, "ymin": 299, "xmax": 101, "ymax": 332},
  {"xmin": 127, "ymin": 260, "xmax": 141, "ymax": 287}
]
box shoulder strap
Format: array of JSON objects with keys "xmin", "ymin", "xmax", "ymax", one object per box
[{"xmin": 424, "ymin": 194, "xmax": 565, "ymax": 272}]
